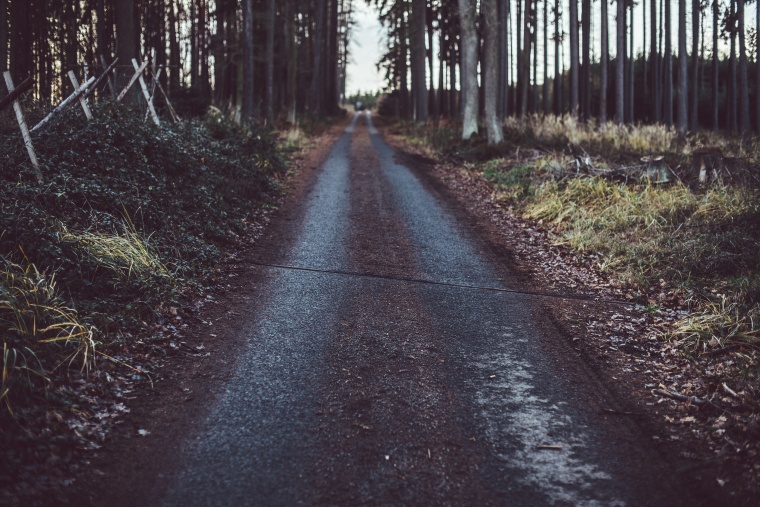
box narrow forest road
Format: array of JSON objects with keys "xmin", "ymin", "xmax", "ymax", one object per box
[{"xmin": 113, "ymin": 114, "xmax": 699, "ymax": 506}]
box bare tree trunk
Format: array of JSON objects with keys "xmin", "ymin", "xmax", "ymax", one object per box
[
  {"xmin": 677, "ymin": 0, "xmax": 688, "ymax": 132},
  {"xmin": 690, "ymin": 0, "xmax": 699, "ymax": 131},
  {"xmin": 729, "ymin": 0, "xmax": 737, "ymax": 131},
  {"xmin": 428, "ymin": 6, "xmax": 437, "ymax": 119},
  {"xmin": 265, "ymin": 0, "xmax": 275, "ymax": 124},
  {"xmin": 581, "ymin": 0, "xmax": 590, "ymax": 119},
  {"xmin": 0, "ymin": 0, "xmax": 7, "ymax": 73},
  {"xmin": 569, "ymin": 0, "xmax": 579, "ymax": 116},
  {"xmin": 616, "ymin": 0, "xmax": 625, "ymax": 123},
  {"xmin": 542, "ymin": 0, "xmax": 548, "ymax": 115},
  {"xmin": 652, "ymin": 0, "xmax": 661, "ymax": 122},
  {"xmin": 664, "ymin": 0, "xmax": 673, "ymax": 126},
  {"xmin": 168, "ymin": 0, "xmax": 181, "ymax": 94},
  {"xmin": 285, "ymin": 0, "xmax": 297, "ymax": 124},
  {"xmin": 498, "ymin": 0, "xmax": 509, "ymax": 119},
  {"xmin": 309, "ymin": 0, "xmax": 326, "ymax": 116},
  {"xmin": 411, "ymin": 0, "xmax": 428, "ymax": 122},
  {"xmin": 553, "ymin": 0, "xmax": 561, "ymax": 115},
  {"xmin": 241, "ymin": 0, "xmax": 255, "ymax": 123},
  {"xmin": 627, "ymin": 4, "xmax": 634, "ymax": 122},
  {"xmin": 520, "ymin": 0, "xmax": 533, "ymax": 117},
  {"xmin": 756, "ymin": 0, "xmax": 760, "ymax": 132},
  {"xmin": 737, "ymin": 0, "xmax": 749, "ymax": 135},
  {"xmin": 712, "ymin": 0, "xmax": 719, "ymax": 128},
  {"xmin": 458, "ymin": 0, "xmax": 479, "ymax": 139},
  {"xmin": 600, "ymin": 0, "xmax": 608, "ymax": 123},
  {"xmin": 115, "ymin": 0, "xmax": 136, "ymax": 95},
  {"xmin": 482, "ymin": 0, "xmax": 503, "ymax": 143}
]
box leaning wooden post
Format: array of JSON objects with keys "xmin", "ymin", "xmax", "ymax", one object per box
[
  {"xmin": 68, "ymin": 70, "xmax": 93, "ymax": 120},
  {"xmin": 144, "ymin": 67, "xmax": 163, "ymax": 123},
  {"xmin": 3, "ymin": 72, "xmax": 42, "ymax": 182},
  {"xmin": 132, "ymin": 58, "xmax": 160, "ymax": 126},
  {"xmin": 99, "ymin": 55, "xmax": 116, "ymax": 96},
  {"xmin": 116, "ymin": 59, "xmax": 149, "ymax": 103},
  {"xmin": 85, "ymin": 58, "xmax": 118, "ymax": 100},
  {"xmin": 31, "ymin": 75, "xmax": 95, "ymax": 133}
]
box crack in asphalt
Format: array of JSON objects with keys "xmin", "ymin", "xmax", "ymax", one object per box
[{"xmin": 245, "ymin": 260, "xmax": 638, "ymax": 307}]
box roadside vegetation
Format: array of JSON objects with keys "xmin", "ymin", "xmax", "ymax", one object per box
[
  {"xmin": 0, "ymin": 102, "xmax": 294, "ymax": 498},
  {"xmin": 398, "ymin": 116, "xmax": 760, "ymax": 366}
]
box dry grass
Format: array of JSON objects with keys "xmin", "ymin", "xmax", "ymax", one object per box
[
  {"xmin": 59, "ymin": 216, "xmax": 170, "ymax": 283},
  {"xmin": 0, "ymin": 259, "xmax": 95, "ymax": 413}
]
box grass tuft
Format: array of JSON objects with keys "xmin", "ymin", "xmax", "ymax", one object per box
[{"xmin": 0, "ymin": 259, "xmax": 95, "ymax": 413}]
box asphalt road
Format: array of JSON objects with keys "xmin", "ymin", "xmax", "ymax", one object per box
[{"xmin": 161, "ymin": 113, "xmax": 693, "ymax": 506}]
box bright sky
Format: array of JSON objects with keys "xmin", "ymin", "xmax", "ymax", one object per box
[{"xmin": 346, "ymin": 3, "xmax": 385, "ymax": 96}]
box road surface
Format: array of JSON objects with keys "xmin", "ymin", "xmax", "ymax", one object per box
[{"xmin": 161, "ymin": 113, "xmax": 692, "ymax": 506}]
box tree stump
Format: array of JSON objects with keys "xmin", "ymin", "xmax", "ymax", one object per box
[
  {"xmin": 640, "ymin": 155, "xmax": 670, "ymax": 184},
  {"xmin": 691, "ymin": 147, "xmax": 724, "ymax": 185}
]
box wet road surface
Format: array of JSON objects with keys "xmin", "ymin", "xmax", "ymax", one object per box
[{"xmin": 162, "ymin": 113, "xmax": 692, "ymax": 506}]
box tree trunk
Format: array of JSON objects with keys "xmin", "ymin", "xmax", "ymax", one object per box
[
  {"xmin": 664, "ymin": 0, "xmax": 673, "ymax": 126},
  {"xmin": 498, "ymin": 0, "xmax": 508, "ymax": 119},
  {"xmin": 115, "ymin": 0, "xmax": 136, "ymax": 95},
  {"xmin": 309, "ymin": 0, "xmax": 326, "ymax": 116},
  {"xmin": 458, "ymin": 0, "xmax": 479, "ymax": 139},
  {"xmin": 411, "ymin": 0, "xmax": 428, "ymax": 122},
  {"xmin": 581, "ymin": 0, "xmax": 590, "ymax": 119},
  {"xmin": 712, "ymin": 0, "xmax": 719, "ymax": 128},
  {"xmin": 569, "ymin": 0, "xmax": 579, "ymax": 116},
  {"xmin": 600, "ymin": 0, "xmax": 608, "ymax": 124},
  {"xmin": 168, "ymin": 0, "xmax": 181, "ymax": 94},
  {"xmin": 729, "ymin": 0, "xmax": 737, "ymax": 131},
  {"xmin": 737, "ymin": 0, "xmax": 750, "ymax": 135},
  {"xmin": 0, "ymin": 0, "xmax": 7, "ymax": 73},
  {"xmin": 689, "ymin": 0, "xmax": 699, "ymax": 131},
  {"xmin": 428, "ymin": 5, "xmax": 437, "ymax": 119},
  {"xmin": 651, "ymin": 0, "xmax": 660, "ymax": 122},
  {"xmin": 265, "ymin": 0, "xmax": 275, "ymax": 124},
  {"xmin": 542, "ymin": 0, "xmax": 548, "ymax": 115},
  {"xmin": 676, "ymin": 0, "xmax": 688, "ymax": 132},
  {"xmin": 553, "ymin": 0, "xmax": 561, "ymax": 115},
  {"xmin": 241, "ymin": 0, "xmax": 255, "ymax": 123},
  {"xmin": 285, "ymin": 0, "xmax": 297, "ymax": 123},
  {"xmin": 756, "ymin": 0, "xmax": 760, "ymax": 132},
  {"xmin": 482, "ymin": 0, "xmax": 503, "ymax": 143},
  {"xmin": 615, "ymin": 0, "xmax": 625, "ymax": 123},
  {"xmin": 627, "ymin": 4, "xmax": 634, "ymax": 122},
  {"xmin": 520, "ymin": 0, "xmax": 533, "ymax": 117}
]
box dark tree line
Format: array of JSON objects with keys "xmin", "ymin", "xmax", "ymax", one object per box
[
  {"xmin": 0, "ymin": 0, "xmax": 353, "ymax": 123},
  {"xmin": 373, "ymin": 0, "xmax": 760, "ymax": 142},
  {"xmin": 3, "ymin": 1, "xmax": 760, "ymax": 138}
]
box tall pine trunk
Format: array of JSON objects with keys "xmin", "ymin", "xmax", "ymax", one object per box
[
  {"xmin": 664, "ymin": 0, "xmax": 673, "ymax": 126},
  {"xmin": 520, "ymin": 0, "xmax": 533, "ymax": 117},
  {"xmin": 677, "ymin": 0, "xmax": 688, "ymax": 132},
  {"xmin": 581, "ymin": 0, "xmax": 590, "ymax": 119},
  {"xmin": 569, "ymin": 0, "xmax": 579, "ymax": 116},
  {"xmin": 729, "ymin": 0, "xmax": 737, "ymax": 131},
  {"xmin": 690, "ymin": 0, "xmax": 699, "ymax": 131},
  {"xmin": 265, "ymin": 0, "xmax": 275, "ymax": 124},
  {"xmin": 712, "ymin": 0, "xmax": 719, "ymax": 128},
  {"xmin": 309, "ymin": 0, "xmax": 326, "ymax": 116},
  {"xmin": 483, "ymin": 0, "xmax": 503, "ymax": 143},
  {"xmin": 600, "ymin": 0, "xmax": 608, "ymax": 123},
  {"xmin": 651, "ymin": 0, "xmax": 660, "ymax": 122},
  {"xmin": 615, "ymin": 0, "xmax": 625, "ymax": 123},
  {"xmin": 458, "ymin": 0, "xmax": 479, "ymax": 139},
  {"xmin": 737, "ymin": 0, "xmax": 750, "ymax": 134},
  {"xmin": 241, "ymin": 0, "xmax": 255, "ymax": 123},
  {"xmin": 411, "ymin": 0, "xmax": 428, "ymax": 122}
]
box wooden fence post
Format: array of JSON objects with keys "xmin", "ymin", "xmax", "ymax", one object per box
[
  {"xmin": 3, "ymin": 72, "xmax": 42, "ymax": 182},
  {"xmin": 132, "ymin": 58, "xmax": 160, "ymax": 126},
  {"xmin": 68, "ymin": 70, "xmax": 93, "ymax": 120},
  {"xmin": 31, "ymin": 76, "xmax": 95, "ymax": 133}
]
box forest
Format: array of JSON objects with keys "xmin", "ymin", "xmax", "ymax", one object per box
[{"xmin": 1, "ymin": 1, "xmax": 759, "ymax": 138}]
